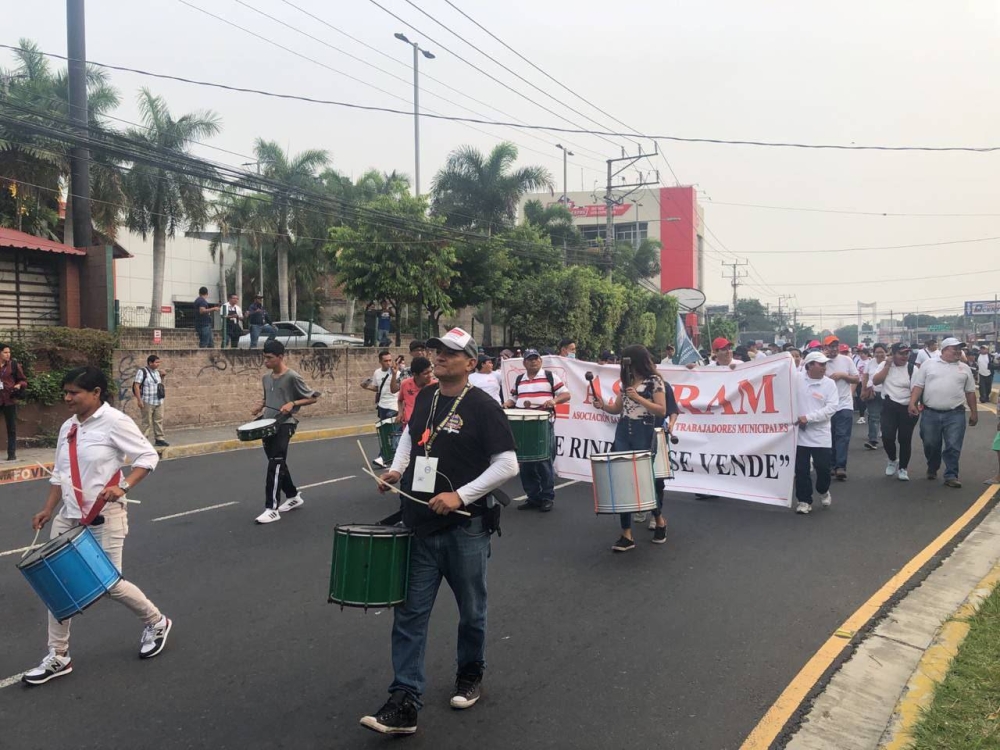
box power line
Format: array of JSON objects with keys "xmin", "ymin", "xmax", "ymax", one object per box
[
  {"xmin": 767, "ymin": 268, "xmax": 1000, "ymax": 287},
  {"xmin": 736, "ymin": 235, "xmax": 1000, "ymax": 255},
  {"xmin": 6, "ymin": 45, "xmax": 993, "ymax": 153},
  {"xmin": 707, "ymin": 199, "xmax": 1000, "ymax": 218}
]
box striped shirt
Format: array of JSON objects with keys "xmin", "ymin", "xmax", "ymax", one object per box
[{"xmin": 510, "ymin": 368, "xmax": 568, "ymax": 406}]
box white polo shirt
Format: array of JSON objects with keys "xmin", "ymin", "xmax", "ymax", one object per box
[
  {"xmin": 824, "ymin": 354, "xmax": 859, "ymax": 411},
  {"xmin": 912, "ymin": 358, "xmax": 975, "ymax": 410},
  {"xmin": 914, "ymin": 347, "xmax": 941, "ymax": 367}
]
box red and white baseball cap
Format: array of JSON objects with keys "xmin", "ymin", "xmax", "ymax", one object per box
[
  {"xmin": 712, "ymin": 337, "xmax": 732, "ymax": 350},
  {"xmin": 426, "ymin": 327, "xmax": 479, "ymax": 358}
]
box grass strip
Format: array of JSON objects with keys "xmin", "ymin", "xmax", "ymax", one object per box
[{"xmin": 912, "ymin": 584, "xmax": 1000, "ymax": 749}]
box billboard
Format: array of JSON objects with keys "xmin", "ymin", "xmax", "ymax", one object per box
[{"xmin": 965, "ymin": 300, "xmax": 1000, "ymax": 316}]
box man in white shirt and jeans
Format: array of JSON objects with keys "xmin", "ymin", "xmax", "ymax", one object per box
[
  {"xmin": 823, "ymin": 335, "xmax": 860, "ymax": 480},
  {"xmin": 977, "ymin": 346, "xmax": 995, "ymax": 404},
  {"xmin": 364, "ymin": 350, "xmax": 401, "ymax": 468},
  {"xmin": 794, "ymin": 352, "xmax": 839, "ymax": 514},
  {"xmin": 910, "ymin": 337, "xmax": 978, "ymax": 488}
]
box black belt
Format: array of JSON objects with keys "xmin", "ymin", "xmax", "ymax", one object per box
[{"xmin": 923, "ymin": 406, "xmax": 964, "ymax": 413}]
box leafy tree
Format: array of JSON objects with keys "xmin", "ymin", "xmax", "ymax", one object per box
[
  {"xmin": 834, "ymin": 324, "xmax": 859, "ymax": 345},
  {"xmin": 328, "ymin": 194, "xmax": 455, "ymax": 346},
  {"xmin": 612, "ymin": 238, "xmax": 662, "ymax": 285},
  {"xmin": 522, "ymin": 199, "xmax": 582, "ymax": 251},
  {"xmin": 252, "ymin": 139, "xmax": 329, "ymax": 320},
  {"xmin": 704, "ymin": 315, "xmax": 738, "ymax": 348},
  {"xmin": 431, "ymin": 142, "xmax": 552, "ymax": 346},
  {"xmin": 121, "ymin": 89, "xmax": 220, "ymax": 327}
]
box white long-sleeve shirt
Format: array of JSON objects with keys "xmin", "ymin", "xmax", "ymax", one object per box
[
  {"xmin": 50, "ymin": 402, "xmax": 158, "ymax": 520},
  {"xmin": 390, "ymin": 427, "xmax": 519, "ymax": 505},
  {"xmin": 797, "ymin": 374, "xmax": 840, "ymax": 448}
]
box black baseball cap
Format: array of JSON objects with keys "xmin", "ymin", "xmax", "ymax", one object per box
[{"xmin": 890, "ymin": 342, "xmax": 911, "ymax": 354}]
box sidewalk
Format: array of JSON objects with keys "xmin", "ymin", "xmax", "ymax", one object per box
[
  {"xmin": 784, "ymin": 484, "xmax": 1000, "ymax": 749},
  {"xmin": 0, "ymin": 412, "xmax": 375, "ymax": 485}
]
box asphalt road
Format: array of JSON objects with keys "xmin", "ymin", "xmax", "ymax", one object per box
[{"xmin": 1, "ymin": 420, "xmax": 998, "ymax": 750}]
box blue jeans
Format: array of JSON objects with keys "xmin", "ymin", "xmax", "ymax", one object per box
[
  {"xmin": 830, "ymin": 409, "xmax": 853, "ymax": 470},
  {"xmin": 919, "ymin": 407, "xmax": 967, "ymax": 480},
  {"xmin": 866, "ymin": 396, "xmax": 883, "ymax": 444},
  {"xmin": 390, "ymin": 519, "xmax": 491, "ymax": 707},
  {"xmin": 519, "ymin": 458, "xmax": 555, "ymax": 505},
  {"xmin": 612, "ymin": 417, "xmax": 666, "ymax": 529},
  {"xmin": 249, "ymin": 323, "xmax": 278, "ymax": 348},
  {"xmin": 196, "ymin": 326, "xmax": 213, "ymax": 348}
]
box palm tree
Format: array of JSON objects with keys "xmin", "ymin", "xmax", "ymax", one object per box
[
  {"xmin": 121, "ymin": 89, "xmax": 221, "ymax": 327},
  {"xmin": 208, "ymin": 191, "xmax": 262, "ymax": 305},
  {"xmin": 522, "ymin": 199, "xmax": 582, "ymax": 253},
  {"xmin": 431, "ymin": 142, "xmax": 552, "ymax": 345},
  {"xmin": 252, "ymin": 140, "xmax": 329, "ymax": 320}
]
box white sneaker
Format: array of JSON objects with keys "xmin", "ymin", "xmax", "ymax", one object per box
[
  {"xmin": 885, "ymin": 460, "xmax": 899, "ymax": 476},
  {"xmin": 139, "ymin": 616, "xmax": 172, "ymax": 659},
  {"xmin": 255, "ymin": 509, "xmax": 281, "ymax": 524},
  {"xmin": 278, "ymin": 494, "xmax": 304, "ymax": 513},
  {"xmin": 372, "ymin": 457, "xmax": 386, "ymax": 469},
  {"xmin": 897, "ymin": 469, "xmax": 910, "ymax": 481},
  {"xmin": 648, "ymin": 517, "xmax": 657, "ymax": 531},
  {"xmin": 857, "ymin": 416, "xmax": 867, "ymax": 424},
  {"xmin": 795, "ymin": 502, "xmax": 812, "ymax": 514},
  {"xmin": 818, "ymin": 492, "xmax": 832, "ymax": 508},
  {"xmin": 633, "ymin": 512, "xmax": 647, "ymax": 524},
  {"xmin": 21, "ymin": 650, "xmax": 72, "ymax": 685}
]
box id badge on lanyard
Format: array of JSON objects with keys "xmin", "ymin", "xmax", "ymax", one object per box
[{"xmin": 412, "ymin": 455, "xmax": 439, "ymax": 493}]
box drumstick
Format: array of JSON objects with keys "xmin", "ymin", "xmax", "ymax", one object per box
[
  {"xmin": 35, "ymin": 463, "xmax": 141, "ymax": 505},
  {"xmin": 360, "ymin": 466, "xmax": 471, "ymax": 517},
  {"xmin": 20, "ymin": 528, "xmax": 42, "ymax": 560},
  {"xmin": 356, "ymin": 439, "xmax": 376, "ymax": 477}
]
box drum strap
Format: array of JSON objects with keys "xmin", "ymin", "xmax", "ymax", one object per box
[{"xmin": 67, "ymin": 424, "xmax": 122, "ymax": 526}]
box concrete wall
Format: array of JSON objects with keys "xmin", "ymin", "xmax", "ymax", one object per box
[{"xmin": 113, "ymin": 346, "xmax": 408, "ymax": 430}]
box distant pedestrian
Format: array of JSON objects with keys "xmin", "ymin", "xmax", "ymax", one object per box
[
  {"xmin": 0, "ymin": 342, "xmax": 28, "ymax": 461},
  {"xmin": 363, "ymin": 303, "xmax": 378, "ymax": 348},
  {"xmin": 469, "ymin": 355, "xmax": 502, "ymax": 404},
  {"xmin": 789, "ymin": 348, "xmax": 802, "ymax": 371},
  {"xmin": 861, "ymin": 343, "xmax": 886, "ymax": 450},
  {"xmin": 399, "ymin": 340, "xmax": 426, "ymax": 380},
  {"xmin": 914, "ymin": 338, "xmax": 940, "ymax": 367},
  {"xmin": 131, "ymin": 355, "xmax": 169, "ymax": 447},
  {"xmin": 985, "ymin": 408, "xmax": 1000, "ymax": 486},
  {"xmin": 659, "ymin": 344, "xmax": 676, "ymax": 365},
  {"xmin": 397, "ymin": 357, "xmax": 434, "ymax": 427},
  {"xmin": 873, "ymin": 343, "xmax": 918, "ymax": 480},
  {"xmin": 194, "ymin": 287, "xmax": 220, "ymax": 348},
  {"xmin": 823, "ymin": 336, "xmax": 860, "ymax": 480},
  {"xmin": 977, "ymin": 346, "xmax": 994, "ymax": 403},
  {"xmin": 250, "ymin": 340, "xmax": 320, "ymax": 524},
  {"xmin": 377, "ymin": 301, "xmax": 392, "ymax": 347},
  {"xmin": 854, "ymin": 347, "xmax": 870, "ymax": 425},
  {"xmin": 246, "ymin": 294, "xmax": 277, "ymax": 349},
  {"xmin": 794, "ymin": 352, "xmax": 839, "ymax": 514},
  {"xmin": 221, "ymin": 293, "xmax": 243, "ymax": 349},
  {"xmin": 910, "ymin": 337, "xmax": 977, "ymax": 488},
  {"xmin": 363, "ymin": 350, "xmax": 401, "ymax": 468},
  {"xmin": 558, "ymin": 337, "xmax": 577, "ymax": 359}
]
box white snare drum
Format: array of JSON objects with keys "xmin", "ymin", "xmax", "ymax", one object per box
[
  {"xmin": 237, "ymin": 418, "xmax": 278, "ymax": 441},
  {"xmin": 590, "ymin": 451, "xmax": 658, "ymax": 514},
  {"xmin": 652, "ymin": 428, "xmax": 673, "ymax": 480}
]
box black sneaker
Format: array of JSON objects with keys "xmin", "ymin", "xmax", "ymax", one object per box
[
  {"xmin": 360, "ymin": 691, "xmax": 418, "ymax": 735},
  {"xmin": 652, "ymin": 526, "xmax": 667, "ymax": 544},
  {"xmin": 517, "ymin": 501, "xmax": 540, "ymax": 511},
  {"xmin": 611, "ymin": 535, "xmax": 635, "ymax": 552},
  {"xmin": 538, "ymin": 500, "xmax": 553, "ymax": 512},
  {"xmin": 450, "ymin": 672, "xmax": 482, "ymax": 709},
  {"xmin": 155, "ymin": 440, "xmax": 170, "ymax": 447},
  {"xmin": 863, "ymin": 441, "xmax": 877, "ymax": 450}
]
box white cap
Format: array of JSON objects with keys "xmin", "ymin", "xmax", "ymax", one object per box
[
  {"xmin": 803, "ymin": 352, "xmax": 830, "ymax": 366},
  {"xmin": 940, "ymin": 337, "xmax": 965, "ymax": 349},
  {"xmin": 426, "ymin": 327, "xmax": 479, "ymax": 358}
]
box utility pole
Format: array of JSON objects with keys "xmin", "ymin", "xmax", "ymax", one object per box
[
  {"xmin": 395, "ymin": 33, "xmax": 434, "ymax": 196},
  {"xmin": 722, "ymin": 260, "xmax": 749, "ymax": 331},
  {"xmin": 556, "ymin": 144, "xmax": 573, "ymax": 203},
  {"xmin": 994, "ymin": 294, "xmax": 998, "ymax": 349},
  {"xmin": 67, "ymin": 0, "xmax": 91, "ymax": 250},
  {"xmin": 604, "ymin": 145, "xmax": 659, "ymax": 282}
]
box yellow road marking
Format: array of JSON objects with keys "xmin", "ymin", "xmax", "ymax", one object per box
[{"xmin": 740, "ymin": 483, "xmax": 1000, "ymax": 750}]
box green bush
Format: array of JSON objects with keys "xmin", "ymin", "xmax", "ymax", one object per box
[{"xmin": 0, "ymin": 327, "xmax": 117, "ymax": 405}]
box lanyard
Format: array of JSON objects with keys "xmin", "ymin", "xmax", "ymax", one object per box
[{"xmin": 419, "ymin": 384, "xmax": 470, "ymax": 455}]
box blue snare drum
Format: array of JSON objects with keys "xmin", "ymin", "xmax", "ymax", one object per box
[{"xmin": 17, "ymin": 525, "xmax": 121, "ymax": 622}]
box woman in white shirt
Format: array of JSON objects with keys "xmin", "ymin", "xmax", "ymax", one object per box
[
  {"xmin": 861, "ymin": 343, "xmax": 887, "ymax": 450},
  {"xmin": 22, "ymin": 367, "xmax": 171, "ymax": 686}
]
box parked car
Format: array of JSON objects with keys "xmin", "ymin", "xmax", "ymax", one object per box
[{"xmin": 238, "ymin": 321, "xmax": 364, "ymax": 349}]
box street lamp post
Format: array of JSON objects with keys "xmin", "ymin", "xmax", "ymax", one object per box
[
  {"xmin": 395, "ymin": 33, "xmax": 434, "ymax": 196},
  {"xmin": 555, "ymin": 144, "xmax": 573, "ymax": 203}
]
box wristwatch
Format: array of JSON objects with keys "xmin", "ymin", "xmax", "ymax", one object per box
[{"xmin": 119, "ymin": 480, "xmax": 131, "ymax": 493}]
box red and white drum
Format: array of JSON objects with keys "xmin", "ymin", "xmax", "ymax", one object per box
[{"xmin": 590, "ymin": 451, "xmax": 658, "ymax": 514}]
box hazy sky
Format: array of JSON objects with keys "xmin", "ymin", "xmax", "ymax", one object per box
[{"xmin": 8, "ymin": 0, "xmax": 1000, "ymax": 329}]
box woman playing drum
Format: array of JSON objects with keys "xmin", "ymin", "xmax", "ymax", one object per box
[
  {"xmin": 22, "ymin": 367, "xmax": 171, "ymax": 685},
  {"xmin": 592, "ymin": 345, "xmax": 679, "ymax": 552}
]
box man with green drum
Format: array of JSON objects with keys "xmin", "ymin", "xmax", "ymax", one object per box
[
  {"xmin": 503, "ymin": 349, "xmax": 571, "ymax": 512},
  {"xmin": 361, "ymin": 327, "xmax": 519, "ymax": 736}
]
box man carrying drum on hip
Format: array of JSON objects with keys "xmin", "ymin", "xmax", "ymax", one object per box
[
  {"xmin": 502, "ymin": 349, "xmax": 571, "ymax": 512},
  {"xmin": 251, "ymin": 340, "xmax": 320, "ymax": 525},
  {"xmin": 361, "ymin": 327, "xmax": 519, "ymax": 736}
]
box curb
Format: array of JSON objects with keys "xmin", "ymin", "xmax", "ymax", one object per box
[
  {"xmin": 881, "ymin": 561, "xmax": 1000, "ymax": 749},
  {"xmin": 159, "ymin": 423, "xmax": 375, "ymax": 461}
]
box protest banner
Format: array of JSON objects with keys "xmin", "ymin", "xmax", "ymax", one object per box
[{"xmin": 500, "ymin": 355, "xmax": 798, "ymax": 508}]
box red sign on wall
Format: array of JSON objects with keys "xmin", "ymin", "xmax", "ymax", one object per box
[
  {"xmin": 546, "ymin": 200, "xmax": 632, "ymax": 218},
  {"xmin": 160, "ymin": 305, "xmax": 172, "ymax": 313},
  {"xmin": 153, "ymin": 329, "xmax": 162, "ymax": 344}
]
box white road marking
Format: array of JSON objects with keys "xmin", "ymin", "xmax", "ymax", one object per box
[
  {"xmin": 0, "ymin": 673, "xmax": 25, "ymax": 689},
  {"xmin": 513, "ymin": 480, "xmax": 578, "ymax": 502},
  {"xmin": 298, "ymin": 475, "xmax": 356, "ymax": 490},
  {"xmin": 151, "ymin": 501, "xmax": 240, "ymax": 522},
  {"xmin": 0, "ymin": 544, "xmax": 43, "ymax": 559}
]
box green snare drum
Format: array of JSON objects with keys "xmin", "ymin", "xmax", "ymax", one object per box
[
  {"xmin": 329, "ymin": 524, "xmax": 412, "ymax": 610},
  {"xmin": 504, "ymin": 408, "xmax": 553, "ymax": 462},
  {"xmin": 376, "ymin": 418, "xmax": 403, "ymax": 464}
]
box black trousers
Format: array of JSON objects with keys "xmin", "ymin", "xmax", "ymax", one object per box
[
  {"xmin": 1, "ymin": 404, "xmax": 16, "ymax": 458},
  {"xmin": 795, "ymin": 446, "xmax": 831, "ymax": 504},
  {"xmin": 881, "ymin": 397, "xmax": 918, "ymax": 468},
  {"xmin": 980, "ymin": 372, "xmax": 994, "ymax": 403},
  {"xmin": 263, "ymin": 423, "xmax": 298, "ymax": 509},
  {"xmin": 226, "ymin": 321, "xmax": 242, "ymax": 348}
]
